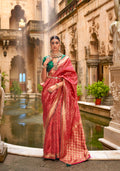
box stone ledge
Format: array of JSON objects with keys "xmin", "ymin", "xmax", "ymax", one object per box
[
  {"xmin": 4, "ymin": 143, "xmax": 120, "ymax": 160},
  {"xmin": 99, "ymin": 138, "xmax": 120, "ymax": 150},
  {"xmin": 0, "ymin": 147, "xmax": 7, "ymax": 163},
  {"xmin": 78, "ymin": 101, "xmax": 111, "ymax": 118}
]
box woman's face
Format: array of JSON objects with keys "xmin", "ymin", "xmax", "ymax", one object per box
[{"xmin": 50, "ymin": 38, "xmax": 60, "ymax": 53}]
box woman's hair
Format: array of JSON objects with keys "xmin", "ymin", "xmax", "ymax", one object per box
[{"xmin": 50, "ymin": 36, "xmax": 60, "ymax": 42}]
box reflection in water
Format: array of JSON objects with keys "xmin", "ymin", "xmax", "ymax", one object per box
[
  {"xmin": 1, "ymin": 99, "xmax": 110, "ymax": 150},
  {"xmin": 1, "ymin": 98, "xmax": 43, "ymax": 148},
  {"xmin": 81, "ymin": 111, "xmax": 110, "ymax": 150},
  {"xmin": 18, "ymin": 123, "xmax": 26, "ymax": 126},
  {"xmin": 19, "ymin": 113, "xmax": 26, "ymax": 119}
]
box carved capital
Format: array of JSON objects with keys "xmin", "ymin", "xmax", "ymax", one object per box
[{"xmin": 87, "ymin": 59, "xmax": 99, "ymax": 67}]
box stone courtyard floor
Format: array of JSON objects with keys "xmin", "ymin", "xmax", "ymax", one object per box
[{"xmin": 0, "ymin": 154, "xmax": 120, "ymax": 171}]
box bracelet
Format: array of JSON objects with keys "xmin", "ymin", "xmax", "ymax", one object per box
[
  {"xmin": 56, "ymin": 83, "xmax": 59, "ymax": 89},
  {"xmin": 42, "ymin": 65, "xmax": 47, "ymax": 69}
]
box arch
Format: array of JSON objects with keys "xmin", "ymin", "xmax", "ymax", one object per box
[
  {"xmin": 90, "ymin": 33, "xmax": 99, "ymax": 56},
  {"xmin": 10, "ymin": 5, "xmax": 26, "ymax": 29},
  {"xmin": 61, "ymin": 41, "xmax": 66, "ymax": 54},
  {"xmin": 10, "ymin": 56, "xmax": 26, "ymax": 92}
]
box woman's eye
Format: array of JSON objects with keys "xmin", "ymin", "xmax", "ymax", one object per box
[{"xmin": 51, "ymin": 42, "xmax": 59, "ymax": 45}]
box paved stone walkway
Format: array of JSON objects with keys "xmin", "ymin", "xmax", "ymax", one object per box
[{"xmin": 0, "ymin": 154, "xmax": 120, "ymax": 171}]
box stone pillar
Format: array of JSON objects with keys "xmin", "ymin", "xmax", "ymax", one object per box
[{"xmin": 99, "ymin": 2, "xmax": 120, "ymax": 149}]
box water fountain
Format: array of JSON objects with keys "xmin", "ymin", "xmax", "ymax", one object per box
[
  {"xmin": 99, "ymin": 0, "xmax": 120, "ymax": 150},
  {"xmin": 0, "ymin": 73, "xmax": 7, "ymax": 162}
]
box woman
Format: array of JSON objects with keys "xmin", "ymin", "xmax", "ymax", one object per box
[{"xmin": 41, "ymin": 36, "xmax": 90, "ymax": 165}]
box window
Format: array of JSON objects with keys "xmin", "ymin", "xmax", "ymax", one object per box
[{"xmin": 19, "ymin": 73, "xmax": 26, "ymax": 83}]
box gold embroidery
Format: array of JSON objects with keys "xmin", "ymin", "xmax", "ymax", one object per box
[
  {"xmin": 45, "ymin": 89, "xmax": 61, "ymax": 130},
  {"xmin": 58, "ymin": 56, "xmax": 69, "ymax": 67},
  {"xmin": 44, "ymin": 153, "xmax": 59, "ymax": 159}
]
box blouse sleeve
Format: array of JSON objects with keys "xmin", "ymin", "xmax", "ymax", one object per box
[{"xmin": 42, "ymin": 56, "xmax": 47, "ymax": 65}]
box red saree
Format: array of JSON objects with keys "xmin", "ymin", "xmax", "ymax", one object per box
[{"xmin": 42, "ymin": 56, "xmax": 90, "ymax": 165}]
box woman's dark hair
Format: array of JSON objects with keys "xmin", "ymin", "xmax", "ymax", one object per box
[{"xmin": 50, "ymin": 36, "xmax": 60, "ymax": 42}]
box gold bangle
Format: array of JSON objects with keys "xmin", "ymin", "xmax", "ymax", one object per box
[{"xmin": 56, "ymin": 83, "xmax": 59, "ymax": 89}]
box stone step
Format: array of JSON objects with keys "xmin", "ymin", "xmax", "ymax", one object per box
[{"xmin": 0, "ymin": 147, "xmax": 7, "ymax": 163}]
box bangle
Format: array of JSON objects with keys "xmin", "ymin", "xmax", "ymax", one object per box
[
  {"xmin": 42, "ymin": 65, "xmax": 47, "ymax": 69},
  {"xmin": 56, "ymin": 83, "xmax": 59, "ymax": 89}
]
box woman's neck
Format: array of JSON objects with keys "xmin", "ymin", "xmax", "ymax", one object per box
[{"xmin": 51, "ymin": 51, "xmax": 62, "ymax": 58}]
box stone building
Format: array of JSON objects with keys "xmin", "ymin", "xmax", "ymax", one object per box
[
  {"xmin": 0, "ymin": 0, "xmax": 44, "ymax": 93},
  {"xmin": 0, "ymin": 0, "xmax": 115, "ymax": 101},
  {"xmin": 46, "ymin": 0, "xmax": 115, "ymax": 101}
]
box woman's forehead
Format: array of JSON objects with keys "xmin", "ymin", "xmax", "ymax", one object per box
[{"xmin": 51, "ymin": 39, "xmax": 59, "ymax": 42}]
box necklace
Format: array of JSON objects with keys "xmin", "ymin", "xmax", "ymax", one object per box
[
  {"xmin": 53, "ymin": 58, "xmax": 61, "ymax": 70},
  {"xmin": 52, "ymin": 55, "xmax": 63, "ymax": 70},
  {"xmin": 47, "ymin": 52, "xmax": 63, "ymax": 70},
  {"xmin": 50, "ymin": 52, "xmax": 63, "ymax": 58}
]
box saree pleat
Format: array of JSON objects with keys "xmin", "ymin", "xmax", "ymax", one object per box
[{"xmin": 42, "ymin": 56, "xmax": 90, "ymax": 164}]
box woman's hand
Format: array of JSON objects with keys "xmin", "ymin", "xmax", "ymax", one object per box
[
  {"xmin": 48, "ymin": 81, "xmax": 63, "ymax": 93},
  {"xmin": 48, "ymin": 85, "xmax": 57, "ymax": 93}
]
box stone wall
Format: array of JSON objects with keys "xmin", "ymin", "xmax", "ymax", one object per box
[{"xmin": 45, "ymin": 0, "xmax": 115, "ymax": 100}]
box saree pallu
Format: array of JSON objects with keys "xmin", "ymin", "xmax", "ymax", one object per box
[{"xmin": 42, "ymin": 56, "xmax": 90, "ymax": 165}]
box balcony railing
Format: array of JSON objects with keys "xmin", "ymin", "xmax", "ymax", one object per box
[
  {"xmin": 26, "ymin": 20, "xmax": 44, "ymax": 33},
  {"xmin": 0, "ymin": 29, "xmax": 23, "ymax": 40},
  {"xmin": 57, "ymin": 0, "xmax": 88, "ymax": 21}
]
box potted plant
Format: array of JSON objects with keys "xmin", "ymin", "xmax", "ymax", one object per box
[
  {"xmin": 10, "ymin": 81, "xmax": 22, "ymax": 100},
  {"xmin": 37, "ymin": 84, "xmax": 43, "ymax": 93},
  {"xmin": 85, "ymin": 80, "xmax": 110, "ymax": 105},
  {"xmin": 1, "ymin": 72, "xmax": 9, "ymax": 91},
  {"xmin": 77, "ymin": 84, "xmax": 82, "ymax": 101}
]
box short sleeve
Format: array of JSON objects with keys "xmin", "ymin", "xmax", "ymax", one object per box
[{"xmin": 42, "ymin": 56, "xmax": 47, "ymax": 65}]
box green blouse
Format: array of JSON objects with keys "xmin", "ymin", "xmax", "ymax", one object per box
[{"xmin": 42, "ymin": 55, "xmax": 66, "ymax": 72}]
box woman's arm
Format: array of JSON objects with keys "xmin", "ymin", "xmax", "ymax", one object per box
[
  {"xmin": 41, "ymin": 57, "xmax": 51, "ymax": 82},
  {"xmin": 41, "ymin": 66, "xmax": 47, "ymax": 82}
]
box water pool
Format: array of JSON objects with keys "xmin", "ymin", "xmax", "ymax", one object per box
[{"xmin": 0, "ymin": 98, "xmax": 110, "ymax": 150}]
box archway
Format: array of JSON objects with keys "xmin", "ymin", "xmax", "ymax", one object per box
[
  {"xmin": 61, "ymin": 41, "xmax": 66, "ymax": 54},
  {"xmin": 10, "ymin": 56, "xmax": 26, "ymax": 92},
  {"xmin": 90, "ymin": 33, "xmax": 99, "ymax": 56},
  {"xmin": 10, "ymin": 5, "xmax": 26, "ymax": 29}
]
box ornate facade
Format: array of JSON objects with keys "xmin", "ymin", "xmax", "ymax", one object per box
[
  {"xmin": 0, "ymin": 0, "xmax": 115, "ymax": 100},
  {"xmin": 46, "ymin": 0, "xmax": 115, "ymax": 100},
  {"xmin": 0, "ymin": 0, "xmax": 43, "ymax": 93}
]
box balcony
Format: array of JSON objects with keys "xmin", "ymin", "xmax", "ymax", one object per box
[
  {"xmin": 0, "ymin": 29, "xmax": 23, "ymax": 41},
  {"xmin": 26, "ymin": 20, "xmax": 44, "ymax": 40},
  {"xmin": 57, "ymin": 0, "xmax": 88, "ymax": 22},
  {"xmin": 26, "ymin": 20, "xmax": 44, "ymax": 33}
]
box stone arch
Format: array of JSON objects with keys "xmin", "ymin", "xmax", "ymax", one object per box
[
  {"xmin": 61, "ymin": 41, "xmax": 66, "ymax": 54},
  {"xmin": 10, "ymin": 55, "xmax": 26, "ymax": 92},
  {"xmin": 10, "ymin": 5, "xmax": 26, "ymax": 29},
  {"xmin": 90, "ymin": 32, "xmax": 99, "ymax": 56}
]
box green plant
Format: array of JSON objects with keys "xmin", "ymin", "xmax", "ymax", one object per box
[
  {"xmin": 37, "ymin": 84, "xmax": 43, "ymax": 93},
  {"xmin": 67, "ymin": 0, "xmax": 73, "ymax": 4},
  {"xmin": 1, "ymin": 72, "xmax": 9, "ymax": 90},
  {"xmin": 10, "ymin": 81, "xmax": 22, "ymax": 100},
  {"xmin": 77, "ymin": 84, "xmax": 82, "ymax": 96},
  {"xmin": 85, "ymin": 80, "xmax": 110, "ymax": 99}
]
